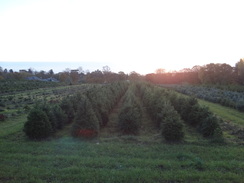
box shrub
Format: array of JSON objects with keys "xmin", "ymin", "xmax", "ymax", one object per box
[
  {"xmin": 71, "ymin": 97, "xmax": 99, "ymax": 138},
  {"xmin": 118, "ymin": 104, "xmax": 141, "ymax": 134},
  {"xmin": 24, "ymin": 108, "xmax": 52, "ymax": 139},
  {"xmin": 198, "ymin": 114, "xmax": 223, "ymax": 138},
  {"xmin": 118, "ymin": 86, "xmax": 142, "ymax": 134},
  {"xmin": 53, "ymin": 105, "xmax": 68, "ymax": 130},
  {"xmin": 160, "ymin": 106, "xmax": 184, "ymax": 142},
  {"xmin": 60, "ymin": 97, "xmax": 75, "ymax": 123},
  {"xmin": 162, "ymin": 118, "xmax": 184, "ymax": 142},
  {"xmin": 35, "ymin": 103, "xmax": 58, "ymax": 133}
]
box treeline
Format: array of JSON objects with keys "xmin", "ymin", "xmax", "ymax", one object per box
[
  {"xmin": 0, "ymin": 66, "xmax": 143, "ymax": 84},
  {"xmin": 1, "ymin": 59, "xmax": 243, "ymax": 85},
  {"xmin": 146, "ymin": 59, "xmax": 244, "ymax": 85}
]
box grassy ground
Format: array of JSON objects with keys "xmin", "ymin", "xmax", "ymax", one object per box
[
  {"xmin": 0, "ymin": 136, "xmax": 244, "ymax": 183},
  {"xmin": 0, "ymin": 86, "xmax": 244, "ymax": 182},
  {"xmin": 198, "ymin": 99, "xmax": 244, "ymax": 126},
  {"xmin": 0, "ymin": 115, "xmax": 27, "ymax": 139}
]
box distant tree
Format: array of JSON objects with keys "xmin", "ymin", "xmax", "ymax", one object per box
[
  {"xmin": 28, "ymin": 68, "xmax": 34, "ymax": 75},
  {"xmin": 59, "ymin": 72, "xmax": 69, "ymax": 83},
  {"xmin": 191, "ymin": 65, "xmax": 202, "ymax": 72},
  {"xmin": 36, "ymin": 70, "xmax": 46, "ymax": 79},
  {"xmin": 129, "ymin": 71, "xmax": 141, "ymax": 81},
  {"xmin": 118, "ymin": 71, "xmax": 127, "ymax": 80},
  {"xmin": 48, "ymin": 69, "xmax": 54, "ymax": 76},
  {"xmin": 198, "ymin": 63, "xmax": 234, "ymax": 84},
  {"xmin": 70, "ymin": 70, "xmax": 79, "ymax": 84},
  {"xmin": 86, "ymin": 70, "xmax": 104, "ymax": 83},
  {"xmin": 0, "ymin": 67, "xmax": 3, "ymax": 80},
  {"xmin": 102, "ymin": 65, "xmax": 111, "ymax": 73},
  {"xmin": 235, "ymin": 58, "xmax": 244, "ymax": 84},
  {"xmin": 78, "ymin": 66, "xmax": 84, "ymax": 74},
  {"xmin": 103, "ymin": 66, "xmax": 114, "ymax": 83},
  {"xmin": 13, "ymin": 72, "xmax": 22, "ymax": 80},
  {"xmin": 155, "ymin": 68, "xmax": 165, "ymax": 74},
  {"xmin": 179, "ymin": 68, "xmax": 191, "ymax": 73},
  {"xmin": 64, "ymin": 68, "xmax": 71, "ymax": 73}
]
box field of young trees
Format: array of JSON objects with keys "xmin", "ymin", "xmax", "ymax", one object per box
[
  {"xmin": 166, "ymin": 85, "xmax": 244, "ymax": 111},
  {"xmin": 0, "ymin": 81, "xmax": 243, "ymax": 182},
  {"xmin": 19, "ymin": 82, "xmax": 224, "ymax": 142}
]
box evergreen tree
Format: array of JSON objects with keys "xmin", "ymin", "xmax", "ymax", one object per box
[
  {"xmin": 24, "ymin": 108, "xmax": 52, "ymax": 139},
  {"xmin": 71, "ymin": 97, "xmax": 99, "ymax": 138}
]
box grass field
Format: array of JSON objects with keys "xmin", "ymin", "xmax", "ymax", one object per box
[
  {"xmin": 198, "ymin": 99, "xmax": 244, "ymax": 126},
  {"xmin": 1, "ymin": 135, "xmax": 244, "ymax": 183},
  {"xmin": 0, "ymin": 85, "xmax": 244, "ymax": 183}
]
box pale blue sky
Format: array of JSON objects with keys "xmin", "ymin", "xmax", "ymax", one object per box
[
  {"xmin": 0, "ymin": 0, "xmax": 243, "ymax": 74},
  {"xmin": 0, "ymin": 61, "xmax": 112, "ymax": 74}
]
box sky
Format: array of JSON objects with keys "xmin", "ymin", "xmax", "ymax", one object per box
[{"xmin": 0, "ymin": 0, "xmax": 244, "ymax": 74}]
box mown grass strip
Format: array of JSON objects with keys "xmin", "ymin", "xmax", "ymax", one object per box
[
  {"xmin": 198, "ymin": 99, "xmax": 244, "ymax": 126},
  {"xmin": 0, "ymin": 138, "xmax": 243, "ymax": 183},
  {"xmin": 0, "ymin": 114, "xmax": 27, "ymax": 138}
]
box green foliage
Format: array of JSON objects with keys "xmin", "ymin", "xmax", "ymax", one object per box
[
  {"xmin": 60, "ymin": 96, "xmax": 75, "ymax": 123},
  {"xmin": 198, "ymin": 115, "xmax": 223, "ymax": 138},
  {"xmin": 0, "ymin": 80, "xmax": 64, "ymax": 94},
  {"xmin": 170, "ymin": 84, "xmax": 244, "ymax": 112},
  {"xmin": 53, "ymin": 105, "xmax": 68, "ymax": 130},
  {"xmin": 70, "ymin": 82, "xmax": 129, "ymax": 137},
  {"xmin": 137, "ymin": 82, "xmax": 185, "ymax": 142},
  {"xmin": 161, "ymin": 117, "xmax": 184, "ymax": 142},
  {"xmin": 71, "ymin": 97, "xmax": 99, "ymax": 137},
  {"xmin": 24, "ymin": 108, "xmax": 52, "ymax": 139},
  {"xmin": 236, "ymin": 58, "xmax": 244, "ymax": 84},
  {"xmin": 1, "ymin": 139, "xmax": 244, "ymax": 183},
  {"xmin": 172, "ymin": 97, "xmax": 208, "ymax": 127},
  {"xmin": 156, "ymin": 86, "xmax": 224, "ymax": 140},
  {"xmin": 36, "ymin": 103, "xmax": 57, "ymax": 133},
  {"xmin": 169, "ymin": 93, "xmax": 223, "ymax": 139},
  {"xmin": 24, "ymin": 102, "xmax": 68, "ymax": 139},
  {"xmin": 139, "ymin": 83, "xmax": 223, "ymax": 141},
  {"xmin": 84, "ymin": 82, "xmax": 128, "ymax": 127},
  {"xmin": 118, "ymin": 87, "xmax": 142, "ymax": 134},
  {"xmin": 198, "ymin": 63, "xmax": 234, "ymax": 85},
  {"xmin": 118, "ymin": 104, "xmax": 141, "ymax": 134}
]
